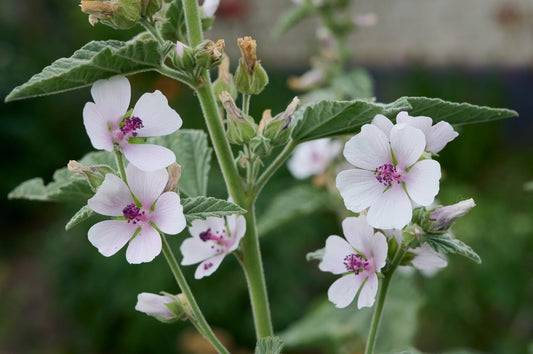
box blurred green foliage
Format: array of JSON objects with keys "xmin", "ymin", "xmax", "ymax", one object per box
[{"xmin": 1, "ymin": 0, "xmax": 532, "ymax": 353}]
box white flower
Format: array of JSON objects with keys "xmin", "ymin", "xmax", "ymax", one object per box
[
  {"xmin": 319, "ymin": 215, "xmax": 388, "ymax": 309},
  {"xmin": 135, "ymin": 292, "xmax": 175, "ymax": 319},
  {"xmin": 200, "ymin": 0, "xmax": 220, "ymax": 17},
  {"xmin": 180, "ymin": 214, "xmax": 245, "ymax": 279},
  {"xmin": 83, "ymin": 76, "xmax": 182, "ymax": 171},
  {"xmin": 87, "ymin": 164, "xmax": 186, "ymax": 264},
  {"xmin": 372, "ymin": 112, "xmax": 458, "ymax": 154},
  {"xmin": 336, "ymin": 123, "xmax": 441, "ymax": 229},
  {"xmin": 288, "ymin": 138, "xmax": 342, "ymax": 179}
]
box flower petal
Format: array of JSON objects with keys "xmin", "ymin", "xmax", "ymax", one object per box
[
  {"xmin": 91, "ymin": 76, "xmax": 130, "ymax": 123},
  {"xmin": 180, "ymin": 237, "xmax": 219, "ymax": 265},
  {"xmin": 411, "ymin": 243, "xmax": 447, "ymax": 273},
  {"xmin": 151, "ymin": 192, "xmax": 186, "ymax": 235},
  {"xmin": 327, "ymin": 274, "xmax": 361, "ymax": 308},
  {"xmin": 357, "ymin": 272, "xmax": 378, "ymax": 309},
  {"xmin": 188, "ymin": 217, "xmax": 226, "ymax": 239},
  {"xmin": 125, "ymin": 164, "xmax": 168, "ymax": 209},
  {"xmin": 287, "ymin": 139, "xmax": 338, "ymax": 179},
  {"xmin": 371, "ymin": 114, "xmax": 394, "ymax": 137},
  {"xmin": 126, "ymin": 225, "xmax": 162, "ymax": 264},
  {"xmin": 227, "ymin": 214, "xmax": 246, "ymax": 252},
  {"xmin": 194, "ymin": 254, "xmax": 225, "ymax": 279},
  {"xmin": 341, "ymin": 215, "xmax": 375, "ymax": 255},
  {"xmin": 201, "ymin": 0, "xmax": 220, "ymax": 17},
  {"xmin": 343, "ymin": 124, "xmax": 391, "ymax": 170},
  {"xmin": 88, "ymin": 220, "xmax": 137, "ymax": 257},
  {"xmin": 403, "ymin": 159, "xmax": 441, "ymax": 206},
  {"xmin": 336, "ymin": 169, "xmax": 384, "ymax": 213},
  {"xmin": 135, "ymin": 293, "xmax": 174, "ymax": 319},
  {"xmin": 367, "ymin": 184, "xmax": 412, "ymax": 229},
  {"xmin": 396, "ymin": 111, "xmax": 432, "ymax": 134},
  {"xmin": 426, "ymin": 121, "xmax": 458, "ymax": 153},
  {"xmin": 319, "ymin": 235, "xmax": 354, "ymax": 275},
  {"xmin": 132, "ymin": 91, "xmax": 182, "ymax": 137},
  {"xmin": 88, "ymin": 173, "xmax": 132, "ymax": 216},
  {"xmin": 390, "ymin": 124, "xmax": 425, "ymax": 170},
  {"xmin": 122, "ymin": 143, "xmax": 176, "ymax": 171},
  {"xmin": 83, "ymin": 102, "xmax": 113, "ymax": 151},
  {"xmin": 370, "ymin": 232, "xmax": 388, "ymax": 271}
]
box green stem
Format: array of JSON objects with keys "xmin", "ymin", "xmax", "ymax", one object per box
[
  {"xmin": 181, "ymin": 0, "xmax": 204, "ymax": 46},
  {"xmin": 242, "ymin": 93, "xmax": 251, "ymax": 116},
  {"xmin": 161, "ymin": 236, "xmax": 230, "ymax": 354},
  {"xmin": 140, "ymin": 18, "xmax": 165, "ymax": 45},
  {"xmin": 114, "ymin": 149, "xmax": 128, "ymax": 183},
  {"xmin": 157, "ymin": 65, "xmax": 195, "ymax": 89},
  {"xmin": 254, "ymin": 139, "xmax": 298, "ymax": 196}
]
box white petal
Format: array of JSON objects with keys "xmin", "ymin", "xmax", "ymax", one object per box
[
  {"xmin": 188, "ymin": 217, "xmax": 226, "ymax": 238},
  {"xmin": 357, "ymin": 272, "xmax": 378, "ymax": 309},
  {"xmin": 371, "ymin": 114, "xmax": 394, "ymax": 136},
  {"xmin": 287, "ymin": 139, "xmax": 335, "ymax": 179},
  {"xmin": 201, "ymin": 0, "xmax": 220, "ymax": 17},
  {"xmin": 132, "ymin": 91, "xmax": 182, "ymax": 137},
  {"xmin": 151, "ymin": 192, "xmax": 186, "ymax": 235},
  {"xmin": 403, "ymin": 159, "xmax": 441, "ymax": 206},
  {"xmin": 426, "ymin": 121, "xmax": 458, "ymax": 153},
  {"xmin": 370, "ymin": 232, "xmax": 388, "ymax": 271},
  {"xmin": 343, "ymin": 124, "xmax": 391, "ymax": 170},
  {"xmin": 341, "ymin": 216, "xmax": 375, "ymax": 255},
  {"xmin": 125, "ymin": 164, "xmax": 168, "ymax": 208},
  {"xmin": 121, "ymin": 143, "xmax": 176, "ymax": 171},
  {"xmin": 83, "ymin": 102, "xmax": 113, "ymax": 151},
  {"xmin": 411, "ymin": 243, "xmax": 447, "ymax": 272},
  {"xmin": 88, "ymin": 173, "xmax": 132, "ymax": 216},
  {"xmin": 91, "ymin": 76, "xmax": 130, "ymax": 123},
  {"xmin": 126, "ymin": 225, "xmax": 162, "ymax": 264},
  {"xmin": 135, "ymin": 293, "xmax": 174, "ymax": 319},
  {"xmin": 194, "ymin": 254, "xmax": 225, "ymax": 279},
  {"xmin": 88, "ymin": 220, "xmax": 137, "ymax": 257},
  {"xmin": 396, "ymin": 112, "xmax": 432, "ymax": 134},
  {"xmin": 327, "ymin": 274, "xmax": 361, "ymax": 308},
  {"xmin": 227, "ymin": 214, "xmax": 246, "ymax": 252},
  {"xmin": 180, "ymin": 237, "xmax": 219, "ymax": 265},
  {"xmin": 319, "ymin": 235, "xmax": 354, "ymax": 275},
  {"xmin": 390, "ymin": 124, "xmax": 425, "ymax": 170},
  {"xmin": 367, "ymin": 184, "xmax": 412, "ymax": 229},
  {"xmin": 336, "ymin": 169, "xmax": 385, "ymax": 213}
]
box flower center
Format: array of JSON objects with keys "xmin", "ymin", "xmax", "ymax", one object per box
[
  {"xmin": 120, "ymin": 116, "xmax": 144, "ymax": 137},
  {"xmin": 374, "ymin": 163, "xmax": 401, "ymax": 186},
  {"xmin": 203, "ymin": 262, "xmax": 213, "ymax": 270},
  {"xmin": 343, "ymin": 253, "xmax": 370, "ymax": 274},
  {"xmin": 122, "ymin": 203, "xmax": 146, "ymax": 224},
  {"xmin": 199, "ymin": 228, "xmax": 232, "ymax": 251}
]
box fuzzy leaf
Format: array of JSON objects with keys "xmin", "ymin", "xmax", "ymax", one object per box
[
  {"xmin": 425, "ymin": 234, "xmax": 482, "ymax": 264},
  {"xmin": 392, "ymin": 96, "xmax": 518, "ymax": 125},
  {"xmin": 182, "ymin": 196, "xmax": 246, "ymax": 223},
  {"xmin": 331, "ymin": 68, "xmax": 374, "ymax": 99},
  {"xmin": 65, "ymin": 205, "xmax": 96, "ymax": 231},
  {"xmin": 5, "ymin": 39, "xmax": 171, "ymax": 102},
  {"xmin": 290, "ymin": 98, "xmax": 411, "ymax": 142},
  {"xmin": 254, "ymin": 337, "xmax": 284, "ymax": 354},
  {"xmin": 150, "ymin": 129, "xmax": 211, "ymax": 197},
  {"xmin": 158, "ymin": 0, "xmax": 187, "ymax": 43}
]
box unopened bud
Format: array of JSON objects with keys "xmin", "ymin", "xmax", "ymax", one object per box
[
  {"xmin": 172, "ymin": 41, "xmax": 195, "ymax": 70},
  {"xmin": 164, "ymin": 163, "xmax": 181, "ymax": 193},
  {"xmin": 213, "ymin": 55, "xmax": 237, "ymax": 100},
  {"xmin": 68, "ymin": 160, "xmax": 115, "ymax": 191},
  {"xmin": 135, "ymin": 292, "xmax": 191, "ymax": 323},
  {"xmin": 234, "ymin": 36, "xmax": 269, "ymax": 95},
  {"xmin": 429, "ymin": 199, "xmax": 476, "ymax": 232},
  {"xmin": 81, "ymin": 0, "xmax": 142, "ymax": 30},
  {"xmin": 249, "ymin": 135, "xmax": 272, "ymax": 157},
  {"xmin": 219, "ymin": 91, "xmax": 257, "ymax": 145},
  {"xmin": 262, "ymin": 97, "xmax": 299, "ymax": 146}
]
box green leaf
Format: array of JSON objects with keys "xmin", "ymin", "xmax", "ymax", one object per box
[
  {"xmin": 182, "ymin": 196, "xmax": 246, "ymax": 224},
  {"xmin": 6, "ymin": 39, "xmax": 171, "ymax": 102},
  {"xmin": 257, "ymin": 185, "xmax": 328, "ymax": 236},
  {"xmin": 65, "ymin": 205, "xmax": 96, "ymax": 231},
  {"xmin": 158, "ymin": 0, "xmax": 187, "ymax": 43},
  {"xmin": 254, "ymin": 336, "xmax": 284, "ymax": 354},
  {"xmin": 425, "ymin": 234, "xmax": 482, "ymax": 264},
  {"xmin": 393, "ymin": 96, "xmax": 518, "ymax": 125},
  {"xmin": 331, "ymin": 68, "xmax": 374, "ymax": 99},
  {"xmin": 290, "ymin": 98, "xmax": 411, "ymax": 142},
  {"xmin": 273, "ymin": 3, "xmax": 315, "ymax": 36},
  {"xmin": 150, "ymin": 129, "xmax": 212, "ymax": 197}
]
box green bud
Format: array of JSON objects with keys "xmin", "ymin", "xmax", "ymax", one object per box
[
  {"xmin": 81, "ymin": 0, "xmax": 142, "ymax": 29},
  {"xmin": 194, "ymin": 39, "xmax": 225, "ymax": 70},
  {"xmin": 219, "ymin": 91, "xmax": 257, "ymax": 145},
  {"xmin": 68, "ymin": 160, "xmax": 116, "ymax": 192},
  {"xmin": 171, "ymin": 41, "xmax": 196, "ymax": 71},
  {"xmin": 213, "ymin": 55, "xmax": 237, "ymax": 100},
  {"xmin": 140, "ymin": 0, "xmax": 162, "ymax": 17},
  {"xmin": 261, "ymin": 97, "xmax": 299, "ymax": 146},
  {"xmin": 249, "ymin": 135, "xmax": 272, "ymax": 157},
  {"xmin": 234, "ymin": 36, "xmax": 269, "ymax": 95}
]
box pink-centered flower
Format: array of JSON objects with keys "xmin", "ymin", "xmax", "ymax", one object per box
[
  {"xmin": 87, "ymin": 164, "xmax": 186, "ymax": 264},
  {"xmin": 288, "ymin": 138, "xmax": 342, "ymax": 179},
  {"xmin": 319, "ymin": 215, "xmax": 388, "ymax": 309},
  {"xmin": 372, "ymin": 111, "xmax": 458, "ymax": 154},
  {"xmin": 180, "ymin": 215, "xmax": 245, "ymax": 279},
  {"xmin": 336, "ymin": 123, "xmax": 441, "ymax": 229},
  {"xmin": 83, "ymin": 76, "xmax": 182, "ymax": 171},
  {"xmin": 135, "ymin": 292, "xmax": 175, "ymax": 319}
]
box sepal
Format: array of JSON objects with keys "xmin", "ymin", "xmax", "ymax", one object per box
[{"xmin": 67, "ymin": 160, "xmax": 116, "ymax": 192}]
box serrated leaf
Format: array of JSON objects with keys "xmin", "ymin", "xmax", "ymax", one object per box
[
  {"xmin": 6, "ymin": 39, "xmax": 171, "ymax": 102},
  {"xmin": 254, "ymin": 336, "xmax": 284, "ymax": 354},
  {"xmin": 392, "ymin": 97, "xmax": 518, "ymax": 125},
  {"xmin": 290, "ymin": 98, "xmax": 411, "ymax": 142},
  {"xmin": 257, "ymin": 185, "xmax": 327, "ymax": 236},
  {"xmin": 425, "ymin": 234, "xmax": 481, "ymax": 264},
  {"xmin": 150, "ymin": 129, "xmax": 211, "ymax": 197},
  {"xmin": 158, "ymin": 0, "xmax": 187, "ymax": 43},
  {"xmin": 332, "ymin": 68, "xmax": 374, "ymax": 99},
  {"xmin": 273, "ymin": 3, "xmax": 315, "ymax": 36},
  {"xmin": 65, "ymin": 205, "xmax": 96, "ymax": 231},
  {"xmin": 182, "ymin": 196, "xmax": 246, "ymax": 223}
]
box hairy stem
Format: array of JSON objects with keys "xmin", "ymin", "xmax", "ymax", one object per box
[{"xmin": 254, "ymin": 139, "xmax": 298, "ymax": 196}]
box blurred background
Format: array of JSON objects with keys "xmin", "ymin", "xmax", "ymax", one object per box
[{"xmin": 1, "ymin": 0, "xmax": 532, "ymax": 353}]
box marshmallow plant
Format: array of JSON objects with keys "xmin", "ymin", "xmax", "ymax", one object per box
[{"xmin": 6, "ymin": 0, "xmax": 518, "ymax": 353}]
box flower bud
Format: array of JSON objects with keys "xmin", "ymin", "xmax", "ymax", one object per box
[
  {"xmin": 219, "ymin": 91, "xmax": 257, "ymax": 145},
  {"xmin": 213, "ymin": 55, "xmax": 237, "ymax": 100},
  {"xmin": 261, "ymin": 97, "xmax": 299, "ymax": 146},
  {"xmin": 195, "ymin": 39, "xmax": 225, "ymax": 70},
  {"xmin": 234, "ymin": 36, "xmax": 269, "ymax": 95},
  {"xmin": 80, "ymin": 0, "xmax": 142, "ymax": 29},
  {"xmin": 249, "ymin": 135, "xmax": 272, "ymax": 157},
  {"xmin": 135, "ymin": 292, "xmax": 191, "ymax": 323},
  {"xmin": 429, "ymin": 199, "xmax": 476, "ymax": 232},
  {"xmin": 68, "ymin": 160, "xmax": 115, "ymax": 191},
  {"xmin": 172, "ymin": 41, "xmax": 196, "ymax": 71}
]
